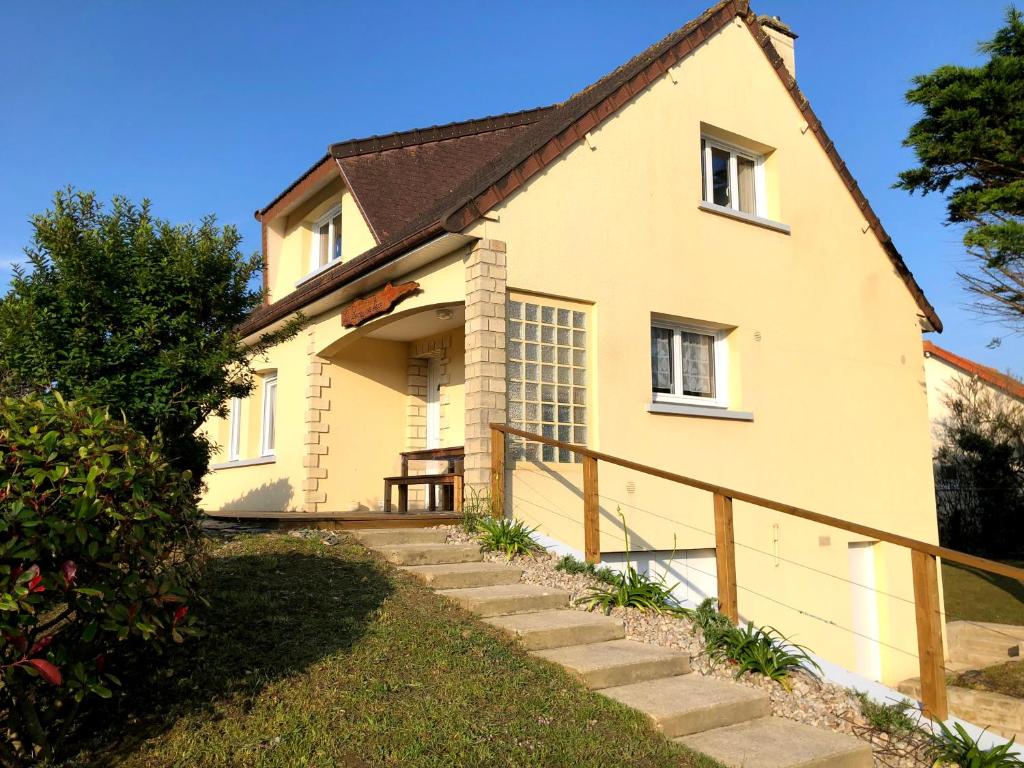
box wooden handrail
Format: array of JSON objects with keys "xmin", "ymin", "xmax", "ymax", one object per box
[
  {"xmin": 491, "ymin": 422, "xmax": 1024, "ymax": 722},
  {"xmin": 490, "ymin": 423, "xmax": 1024, "ymax": 582}
]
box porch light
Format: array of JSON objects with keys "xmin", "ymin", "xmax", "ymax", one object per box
[{"xmin": 436, "ymin": 308, "xmax": 454, "ymax": 321}]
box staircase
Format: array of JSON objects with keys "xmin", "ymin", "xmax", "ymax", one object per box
[{"xmin": 352, "ymin": 528, "xmax": 872, "ymax": 768}]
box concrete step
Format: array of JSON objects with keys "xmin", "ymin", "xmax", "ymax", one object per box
[
  {"xmin": 350, "ymin": 528, "xmax": 448, "ymax": 547},
  {"xmin": 600, "ymin": 674, "xmax": 771, "ymax": 738},
  {"xmin": 437, "ymin": 583, "xmax": 570, "ymax": 618},
  {"xmin": 484, "ymin": 609, "xmax": 625, "ymax": 650},
  {"xmin": 533, "ymin": 639, "xmax": 690, "ymax": 690},
  {"xmin": 402, "ymin": 561, "xmax": 524, "ymax": 590},
  {"xmin": 373, "ymin": 542, "xmax": 482, "ymax": 566},
  {"xmin": 678, "ymin": 717, "xmax": 872, "ymax": 768}
]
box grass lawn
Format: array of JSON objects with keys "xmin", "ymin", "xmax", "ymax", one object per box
[
  {"xmin": 949, "ymin": 661, "xmax": 1024, "ymax": 699},
  {"xmin": 941, "ymin": 559, "xmax": 1024, "ymax": 625},
  {"xmin": 63, "ymin": 533, "xmax": 721, "ymax": 768}
]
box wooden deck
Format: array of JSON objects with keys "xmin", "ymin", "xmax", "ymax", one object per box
[{"xmin": 203, "ymin": 510, "xmax": 460, "ymax": 531}]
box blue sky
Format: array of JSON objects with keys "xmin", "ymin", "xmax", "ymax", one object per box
[{"xmin": 1, "ymin": 1, "xmax": 1017, "ymax": 371}]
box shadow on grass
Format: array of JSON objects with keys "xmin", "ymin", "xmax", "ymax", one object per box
[
  {"xmin": 944, "ymin": 559, "xmax": 1024, "ymax": 613},
  {"xmin": 65, "ymin": 538, "xmax": 392, "ymax": 765}
]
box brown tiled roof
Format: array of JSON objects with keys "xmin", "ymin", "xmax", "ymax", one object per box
[
  {"xmin": 924, "ymin": 342, "xmax": 1024, "ymax": 401},
  {"xmin": 242, "ymin": 0, "xmax": 942, "ymax": 335},
  {"xmin": 337, "ymin": 112, "xmax": 548, "ymax": 243}
]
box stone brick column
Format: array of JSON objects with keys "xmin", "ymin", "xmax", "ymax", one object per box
[
  {"xmin": 463, "ymin": 239, "xmax": 507, "ymax": 498},
  {"xmin": 303, "ymin": 329, "xmax": 332, "ymax": 512}
]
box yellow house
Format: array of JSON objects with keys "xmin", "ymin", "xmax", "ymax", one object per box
[{"xmin": 203, "ymin": 0, "xmax": 944, "ymax": 686}]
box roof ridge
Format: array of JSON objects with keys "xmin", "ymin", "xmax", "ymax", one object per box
[{"xmin": 327, "ymin": 105, "xmax": 556, "ymax": 160}]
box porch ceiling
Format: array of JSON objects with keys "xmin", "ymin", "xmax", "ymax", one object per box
[{"xmin": 366, "ymin": 304, "xmax": 465, "ymax": 342}]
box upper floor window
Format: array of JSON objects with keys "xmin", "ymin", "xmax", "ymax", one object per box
[
  {"xmin": 701, "ymin": 137, "xmax": 764, "ymax": 217},
  {"xmin": 311, "ymin": 205, "xmax": 342, "ymax": 272},
  {"xmin": 261, "ymin": 375, "xmax": 278, "ymax": 456},
  {"xmin": 651, "ymin": 320, "xmax": 729, "ymax": 408}
]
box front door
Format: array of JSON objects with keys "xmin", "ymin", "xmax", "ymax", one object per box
[{"xmin": 426, "ymin": 357, "xmax": 441, "ymax": 452}]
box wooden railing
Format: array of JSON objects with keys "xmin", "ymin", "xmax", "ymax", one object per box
[{"xmin": 489, "ymin": 422, "xmax": 1024, "ymax": 722}]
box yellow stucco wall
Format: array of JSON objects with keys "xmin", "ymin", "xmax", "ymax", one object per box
[
  {"xmin": 202, "ymin": 247, "xmax": 471, "ymax": 512},
  {"xmin": 469, "ymin": 19, "xmax": 937, "ymax": 683},
  {"xmin": 267, "ymin": 179, "xmax": 377, "ymax": 304}
]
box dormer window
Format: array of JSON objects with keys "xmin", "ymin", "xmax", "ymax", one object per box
[
  {"xmin": 701, "ymin": 137, "xmax": 764, "ymax": 217},
  {"xmin": 311, "ymin": 205, "xmax": 342, "ymax": 271}
]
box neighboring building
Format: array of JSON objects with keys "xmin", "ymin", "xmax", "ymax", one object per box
[
  {"xmin": 923, "ymin": 340, "xmax": 1024, "ymax": 444},
  {"xmin": 202, "ymin": 0, "xmax": 943, "ymax": 685}
]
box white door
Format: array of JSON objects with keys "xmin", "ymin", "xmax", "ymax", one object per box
[
  {"xmin": 848, "ymin": 541, "xmax": 882, "ymax": 681},
  {"xmin": 426, "ymin": 357, "xmax": 441, "ymax": 450}
]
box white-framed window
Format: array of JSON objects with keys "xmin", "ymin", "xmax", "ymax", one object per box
[
  {"xmin": 701, "ymin": 137, "xmax": 765, "ymax": 217},
  {"xmin": 228, "ymin": 397, "xmax": 241, "ymax": 461},
  {"xmin": 507, "ymin": 297, "xmax": 588, "ymax": 463},
  {"xmin": 309, "ymin": 204, "xmax": 342, "ymax": 272},
  {"xmin": 260, "ymin": 375, "xmax": 277, "ymax": 456},
  {"xmin": 650, "ymin": 320, "xmax": 729, "ymax": 408}
]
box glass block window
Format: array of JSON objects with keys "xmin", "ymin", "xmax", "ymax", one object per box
[{"xmin": 507, "ymin": 297, "xmax": 587, "ymax": 463}]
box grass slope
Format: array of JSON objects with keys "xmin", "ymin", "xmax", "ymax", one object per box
[
  {"xmin": 65, "ymin": 534, "xmax": 720, "ymax": 768},
  {"xmin": 949, "ymin": 662, "xmax": 1024, "ymax": 699},
  {"xmin": 942, "ymin": 560, "xmax": 1024, "ymax": 625}
]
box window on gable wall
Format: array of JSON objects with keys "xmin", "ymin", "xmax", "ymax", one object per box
[
  {"xmin": 701, "ymin": 137, "xmax": 764, "ymax": 217},
  {"xmin": 651, "ymin": 320, "xmax": 729, "ymax": 408},
  {"xmin": 311, "ymin": 205, "xmax": 342, "ymax": 272}
]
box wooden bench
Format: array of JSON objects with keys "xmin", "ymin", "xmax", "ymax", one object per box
[{"xmin": 383, "ymin": 446, "xmax": 465, "ymax": 513}]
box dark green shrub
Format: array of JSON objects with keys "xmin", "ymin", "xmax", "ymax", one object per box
[
  {"xmin": 927, "ymin": 720, "xmax": 1021, "ymax": 767},
  {"xmin": 476, "ymin": 517, "xmax": 545, "ymax": 558},
  {"xmin": 0, "ymin": 394, "xmax": 204, "ymax": 763},
  {"xmin": 680, "ymin": 597, "xmax": 736, "ymax": 649}
]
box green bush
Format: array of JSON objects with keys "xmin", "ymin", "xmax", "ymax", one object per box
[
  {"xmin": 576, "ymin": 512, "xmax": 681, "ymax": 614},
  {"xmin": 460, "ymin": 487, "xmax": 490, "ymax": 534},
  {"xmin": 851, "ymin": 690, "xmax": 922, "ymax": 739},
  {"xmin": 476, "ymin": 517, "xmax": 545, "ymax": 559},
  {"xmin": 0, "ymin": 394, "xmax": 204, "ymax": 763},
  {"xmin": 554, "ymin": 554, "xmax": 619, "ymax": 585},
  {"xmin": 681, "ymin": 598, "xmax": 820, "ymax": 690},
  {"xmin": 927, "ymin": 720, "xmax": 1021, "ymax": 767}
]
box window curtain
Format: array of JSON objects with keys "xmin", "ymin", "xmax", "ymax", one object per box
[
  {"xmin": 651, "ymin": 327, "xmax": 673, "ymax": 392},
  {"xmin": 680, "ymin": 332, "xmax": 714, "ymax": 396}
]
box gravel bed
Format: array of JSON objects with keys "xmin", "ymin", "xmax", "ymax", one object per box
[{"xmin": 439, "ymin": 525, "xmax": 931, "ymax": 768}]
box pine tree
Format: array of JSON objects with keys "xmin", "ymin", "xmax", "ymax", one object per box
[{"xmin": 897, "ymin": 8, "xmax": 1024, "ymax": 330}]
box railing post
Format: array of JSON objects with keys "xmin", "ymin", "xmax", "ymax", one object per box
[
  {"xmin": 583, "ymin": 455, "xmax": 600, "ymax": 564},
  {"xmin": 713, "ymin": 493, "xmax": 739, "ymax": 623},
  {"xmin": 911, "ymin": 549, "xmax": 948, "ymax": 721},
  {"xmin": 490, "ymin": 426, "xmax": 505, "ymax": 519}
]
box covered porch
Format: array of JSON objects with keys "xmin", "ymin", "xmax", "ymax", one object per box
[{"xmin": 314, "ymin": 301, "xmax": 469, "ymax": 516}]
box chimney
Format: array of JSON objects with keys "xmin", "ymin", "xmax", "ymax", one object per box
[{"xmin": 758, "ymin": 15, "xmax": 797, "ymax": 78}]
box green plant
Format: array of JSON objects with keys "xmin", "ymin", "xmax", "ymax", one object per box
[
  {"xmin": 851, "ymin": 691, "xmax": 922, "ymax": 739},
  {"xmin": 896, "ymin": 8, "xmax": 1024, "ymax": 335},
  {"xmin": 0, "ymin": 393, "xmax": 205, "ymax": 763},
  {"xmin": 460, "ymin": 487, "xmax": 491, "ymax": 534},
  {"xmin": 927, "ymin": 720, "xmax": 1021, "ymax": 767},
  {"xmin": 679, "ymin": 597, "xmax": 736, "ymax": 650},
  {"xmin": 555, "ymin": 554, "xmax": 625, "ymax": 587},
  {"xmin": 711, "ymin": 623, "xmax": 821, "ymax": 691},
  {"xmin": 0, "ymin": 188, "xmax": 302, "ymax": 483},
  {"xmin": 576, "ymin": 511, "xmax": 681, "ymax": 614},
  {"xmin": 476, "ymin": 517, "xmax": 545, "ymax": 559}
]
